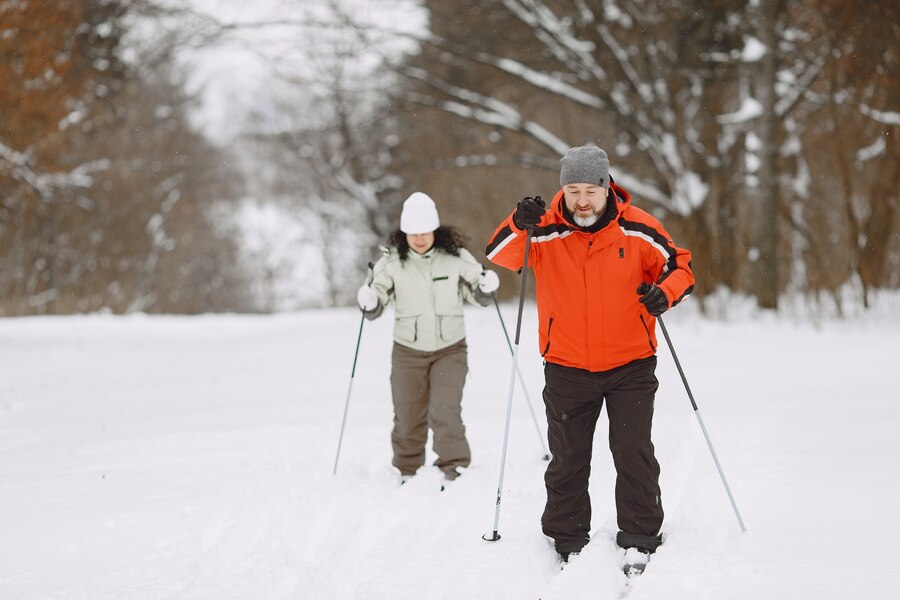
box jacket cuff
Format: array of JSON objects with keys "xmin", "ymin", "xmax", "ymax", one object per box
[
  {"xmin": 508, "ymin": 212, "xmax": 528, "ymax": 233},
  {"xmin": 362, "ymin": 301, "xmax": 384, "ymax": 320},
  {"xmin": 657, "ymin": 285, "xmax": 673, "ymax": 309},
  {"xmin": 472, "ymin": 286, "xmax": 495, "ymax": 307}
]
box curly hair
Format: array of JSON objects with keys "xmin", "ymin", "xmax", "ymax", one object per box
[{"xmin": 388, "ymin": 225, "xmax": 470, "ymax": 261}]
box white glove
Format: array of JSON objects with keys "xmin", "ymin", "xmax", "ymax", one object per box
[
  {"xmin": 357, "ymin": 285, "xmax": 379, "ymax": 311},
  {"xmin": 478, "ymin": 270, "xmax": 500, "ymax": 294}
]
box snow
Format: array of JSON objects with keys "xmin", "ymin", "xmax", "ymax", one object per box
[
  {"xmin": 856, "ymin": 136, "xmax": 887, "ymax": 166},
  {"xmin": 169, "ymin": 0, "xmax": 427, "ymax": 143},
  {"xmin": 2, "ymin": 304, "xmax": 899, "ymax": 599},
  {"xmin": 859, "ymin": 104, "xmax": 900, "ymax": 126},
  {"xmin": 717, "ymin": 97, "xmax": 764, "ymax": 124},
  {"xmin": 230, "ymin": 199, "xmax": 327, "ymax": 311},
  {"xmin": 740, "ymin": 37, "xmax": 767, "ymax": 63},
  {"xmin": 493, "ymin": 57, "xmax": 604, "ymax": 109},
  {"xmin": 672, "ymin": 171, "xmax": 709, "ymax": 215}
]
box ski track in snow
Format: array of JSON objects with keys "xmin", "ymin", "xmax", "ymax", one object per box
[{"xmin": 1, "ymin": 306, "xmax": 899, "ymax": 599}]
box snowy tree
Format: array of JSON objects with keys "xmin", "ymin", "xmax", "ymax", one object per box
[
  {"xmin": 162, "ymin": 0, "xmax": 425, "ymax": 306},
  {"xmin": 0, "ymin": 0, "xmax": 254, "ymax": 315},
  {"xmin": 785, "ymin": 0, "xmax": 899, "ymax": 307},
  {"xmin": 367, "ymin": 0, "xmax": 898, "ymax": 308}
]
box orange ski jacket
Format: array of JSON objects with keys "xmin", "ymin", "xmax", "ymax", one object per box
[{"xmin": 486, "ymin": 183, "xmax": 694, "ymax": 372}]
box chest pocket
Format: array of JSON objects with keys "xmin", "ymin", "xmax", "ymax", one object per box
[
  {"xmin": 392, "ymin": 261, "xmax": 429, "ymax": 316},
  {"xmin": 432, "ymin": 266, "xmax": 464, "ymax": 316},
  {"xmin": 432, "ymin": 259, "xmax": 465, "ymax": 342}
]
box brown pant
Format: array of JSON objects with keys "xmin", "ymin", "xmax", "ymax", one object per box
[{"xmin": 390, "ymin": 340, "xmax": 471, "ymax": 478}]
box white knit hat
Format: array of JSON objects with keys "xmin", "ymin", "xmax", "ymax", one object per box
[{"xmin": 400, "ymin": 192, "xmax": 440, "ymax": 234}]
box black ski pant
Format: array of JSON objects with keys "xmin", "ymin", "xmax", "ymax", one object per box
[{"xmin": 541, "ymin": 356, "xmax": 663, "ymax": 555}]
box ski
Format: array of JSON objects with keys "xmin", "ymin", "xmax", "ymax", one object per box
[
  {"xmin": 622, "ymin": 547, "xmax": 650, "ymax": 575},
  {"xmin": 619, "ymin": 548, "xmax": 650, "ymax": 598}
]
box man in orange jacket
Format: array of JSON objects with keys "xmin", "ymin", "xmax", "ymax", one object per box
[{"xmin": 486, "ymin": 145, "xmax": 694, "ymax": 565}]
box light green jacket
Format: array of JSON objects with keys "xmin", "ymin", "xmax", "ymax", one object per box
[{"xmin": 365, "ymin": 246, "xmax": 492, "ymax": 352}]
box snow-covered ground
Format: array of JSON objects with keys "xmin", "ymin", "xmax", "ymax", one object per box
[{"xmin": 1, "ymin": 304, "xmax": 898, "ymax": 599}]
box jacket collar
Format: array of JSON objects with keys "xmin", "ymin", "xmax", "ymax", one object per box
[
  {"xmin": 550, "ymin": 181, "xmax": 631, "ymax": 232},
  {"xmin": 408, "ymin": 246, "xmax": 437, "ymax": 260}
]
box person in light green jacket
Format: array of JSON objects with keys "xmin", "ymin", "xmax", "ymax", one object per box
[{"xmin": 357, "ymin": 192, "xmax": 500, "ymax": 484}]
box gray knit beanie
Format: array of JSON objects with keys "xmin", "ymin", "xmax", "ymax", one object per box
[{"xmin": 559, "ymin": 145, "xmax": 610, "ymax": 188}]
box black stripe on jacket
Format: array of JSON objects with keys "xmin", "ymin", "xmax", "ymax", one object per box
[
  {"xmin": 671, "ymin": 284, "xmax": 694, "ymax": 307},
  {"xmin": 485, "ymin": 224, "xmax": 514, "ymax": 257},
  {"xmin": 531, "ymin": 222, "xmax": 572, "ymax": 242},
  {"xmin": 619, "ymin": 218, "xmax": 678, "ymax": 273},
  {"xmin": 486, "ymin": 221, "xmax": 574, "ymax": 258}
]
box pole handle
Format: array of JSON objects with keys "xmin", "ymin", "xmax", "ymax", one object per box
[{"xmin": 359, "ymin": 261, "xmax": 375, "ymax": 311}]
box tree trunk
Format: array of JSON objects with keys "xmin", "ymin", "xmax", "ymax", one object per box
[{"xmin": 751, "ymin": 0, "xmax": 782, "ymax": 309}]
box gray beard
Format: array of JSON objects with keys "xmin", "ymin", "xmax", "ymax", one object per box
[{"xmin": 573, "ymin": 213, "xmax": 600, "ymax": 227}]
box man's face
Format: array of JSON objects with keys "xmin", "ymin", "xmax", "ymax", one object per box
[
  {"xmin": 406, "ymin": 231, "xmax": 435, "ymax": 254},
  {"xmin": 563, "ymin": 183, "xmax": 608, "ymax": 227}
]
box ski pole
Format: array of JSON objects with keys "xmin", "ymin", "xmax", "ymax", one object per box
[
  {"xmin": 332, "ymin": 262, "xmax": 374, "ymax": 475},
  {"xmin": 492, "ymin": 296, "xmax": 550, "ymax": 461},
  {"xmin": 641, "ymin": 284, "xmax": 746, "ymax": 532},
  {"xmin": 484, "ymin": 229, "xmax": 533, "ymax": 542}
]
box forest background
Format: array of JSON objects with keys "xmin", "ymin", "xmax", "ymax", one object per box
[{"xmin": 2, "ymin": 0, "xmax": 897, "ymax": 316}]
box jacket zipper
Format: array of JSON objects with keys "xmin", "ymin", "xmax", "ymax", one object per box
[
  {"xmin": 541, "ymin": 317, "xmax": 554, "ymax": 356},
  {"xmin": 590, "ymin": 236, "xmax": 602, "ymax": 367},
  {"xmin": 639, "ymin": 314, "xmax": 655, "ymax": 352}
]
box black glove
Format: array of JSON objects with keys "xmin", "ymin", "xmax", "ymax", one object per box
[
  {"xmin": 512, "ymin": 196, "xmax": 546, "ymax": 230},
  {"xmin": 637, "ymin": 283, "xmax": 669, "ymax": 317}
]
